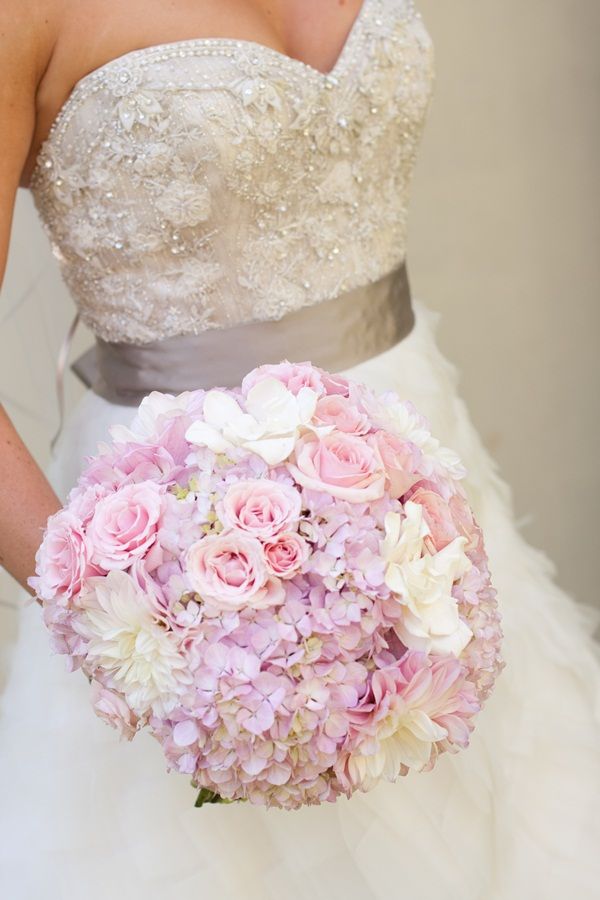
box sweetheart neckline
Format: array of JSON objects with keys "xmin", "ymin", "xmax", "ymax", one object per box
[{"xmin": 27, "ymin": 0, "xmax": 384, "ymax": 189}]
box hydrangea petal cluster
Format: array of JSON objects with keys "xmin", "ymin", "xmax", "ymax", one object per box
[{"xmin": 30, "ymin": 362, "xmax": 503, "ymax": 810}]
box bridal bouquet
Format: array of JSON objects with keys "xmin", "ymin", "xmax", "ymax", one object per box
[{"xmin": 30, "ymin": 362, "xmax": 503, "ymax": 810}]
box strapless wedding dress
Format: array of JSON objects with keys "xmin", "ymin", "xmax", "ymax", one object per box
[{"xmin": 2, "ymin": 2, "xmax": 599, "ymax": 897}]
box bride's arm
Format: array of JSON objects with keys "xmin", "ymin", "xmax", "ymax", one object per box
[{"xmin": 0, "ymin": 2, "xmax": 62, "ymax": 593}]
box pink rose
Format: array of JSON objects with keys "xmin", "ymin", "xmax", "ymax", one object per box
[
  {"xmin": 90, "ymin": 681, "xmax": 138, "ymax": 740},
  {"xmin": 448, "ymin": 489, "xmax": 481, "ymax": 552},
  {"xmin": 320, "ymin": 371, "xmax": 351, "ymax": 397},
  {"xmin": 288, "ymin": 432, "xmax": 385, "ymax": 502},
  {"xmin": 409, "ymin": 487, "xmax": 459, "ymax": 550},
  {"xmin": 186, "ymin": 533, "xmax": 285, "ymax": 611},
  {"xmin": 30, "ymin": 510, "xmax": 95, "ymax": 603},
  {"xmin": 87, "ymin": 482, "xmax": 163, "ymax": 569},
  {"xmin": 370, "ymin": 431, "xmax": 423, "ymax": 499},
  {"xmin": 219, "ymin": 480, "xmax": 301, "ymax": 539},
  {"xmin": 242, "ymin": 361, "xmax": 325, "ymax": 397},
  {"xmin": 263, "ymin": 532, "xmax": 310, "ymax": 579},
  {"xmin": 448, "ymin": 487, "xmax": 475, "ymax": 533},
  {"xmin": 313, "ymin": 396, "xmax": 370, "ymax": 435}
]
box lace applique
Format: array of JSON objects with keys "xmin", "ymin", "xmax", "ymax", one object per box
[{"xmin": 30, "ymin": 0, "xmax": 435, "ymax": 344}]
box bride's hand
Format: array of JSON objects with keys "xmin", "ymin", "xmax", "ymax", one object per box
[{"xmin": 0, "ymin": 2, "xmax": 62, "ymax": 595}]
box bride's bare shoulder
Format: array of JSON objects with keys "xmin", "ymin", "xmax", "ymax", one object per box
[
  {"xmin": 0, "ymin": 1, "xmax": 62, "ymax": 251},
  {"xmin": 0, "ymin": 0, "xmax": 62, "ymax": 126},
  {"xmin": 0, "ymin": 0, "xmax": 67, "ymax": 190},
  {"xmin": 0, "ymin": 0, "xmax": 62, "ymax": 73}
]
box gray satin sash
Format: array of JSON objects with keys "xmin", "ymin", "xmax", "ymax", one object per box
[{"xmin": 70, "ymin": 263, "xmax": 414, "ymax": 406}]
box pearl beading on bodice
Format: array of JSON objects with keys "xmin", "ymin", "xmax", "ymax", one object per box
[{"xmin": 30, "ymin": 0, "xmax": 434, "ymax": 344}]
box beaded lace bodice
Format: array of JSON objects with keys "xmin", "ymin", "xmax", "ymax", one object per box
[{"xmin": 30, "ymin": 0, "xmax": 434, "ymax": 344}]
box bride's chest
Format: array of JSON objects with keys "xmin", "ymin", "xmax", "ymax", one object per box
[{"xmin": 31, "ymin": 2, "xmax": 434, "ymax": 219}]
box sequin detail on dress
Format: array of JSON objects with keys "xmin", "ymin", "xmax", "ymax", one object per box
[{"xmin": 30, "ymin": 0, "xmax": 434, "ymax": 343}]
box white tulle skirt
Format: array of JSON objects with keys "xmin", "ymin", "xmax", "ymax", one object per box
[{"xmin": 1, "ymin": 299, "xmax": 599, "ymax": 899}]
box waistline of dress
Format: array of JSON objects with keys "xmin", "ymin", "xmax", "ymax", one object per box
[{"xmin": 71, "ymin": 262, "xmax": 414, "ymax": 406}]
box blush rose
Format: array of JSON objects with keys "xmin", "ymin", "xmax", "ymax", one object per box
[
  {"xmin": 242, "ymin": 361, "xmax": 325, "ymax": 397},
  {"xmin": 409, "ymin": 487, "xmax": 459, "ymax": 550},
  {"xmin": 186, "ymin": 532, "xmax": 284, "ymax": 611},
  {"xmin": 30, "ymin": 510, "xmax": 95, "ymax": 603},
  {"xmin": 263, "ymin": 532, "xmax": 310, "ymax": 579},
  {"xmin": 90, "ymin": 681, "xmax": 138, "ymax": 741},
  {"xmin": 87, "ymin": 482, "xmax": 163, "ymax": 570},
  {"xmin": 288, "ymin": 431, "xmax": 385, "ymax": 502},
  {"xmin": 314, "ymin": 395, "xmax": 370, "ymax": 435},
  {"xmin": 219, "ymin": 480, "xmax": 301, "ymax": 539},
  {"xmin": 369, "ymin": 431, "xmax": 423, "ymax": 499}
]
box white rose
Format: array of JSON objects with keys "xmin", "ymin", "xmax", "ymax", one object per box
[
  {"xmin": 382, "ymin": 502, "xmax": 473, "ymax": 656},
  {"xmin": 185, "ymin": 377, "xmax": 326, "ymax": 465},
  {"xmin": 110, "ymin": 390, "xmax": 192, "ymax": 443}
]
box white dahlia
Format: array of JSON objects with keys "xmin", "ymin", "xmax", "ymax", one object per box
[
  {"xmin": 75, "ymin": 570, "xmax": 191, "ymax": 717},
  {"xmin": 348, "ymin": 708, "xmax": 448, "ymax": 790}
]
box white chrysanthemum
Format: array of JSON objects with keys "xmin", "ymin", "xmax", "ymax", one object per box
[
  {"xmin": 75, "ymin": 571, "xmax": 191, "ymax": 717},
  {"xmin": 383, "ymin": 502, "xmax": 473, "ymax": 656},
  {"xmin": 348, "ymin": 707, "xmax": 448, "ymax": 790},
  {"xmin": 186, "ymin": 377, "xmax": 325, "ymax": 465}
]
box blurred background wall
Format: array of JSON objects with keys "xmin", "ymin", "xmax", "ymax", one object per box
[
  {"xmin": 409, "ymin": 0, "xmax": 600, "ymax": 613},
  {"xmin": 1, "ymin": 0, "xmax": 599, "ymax": 625}
]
